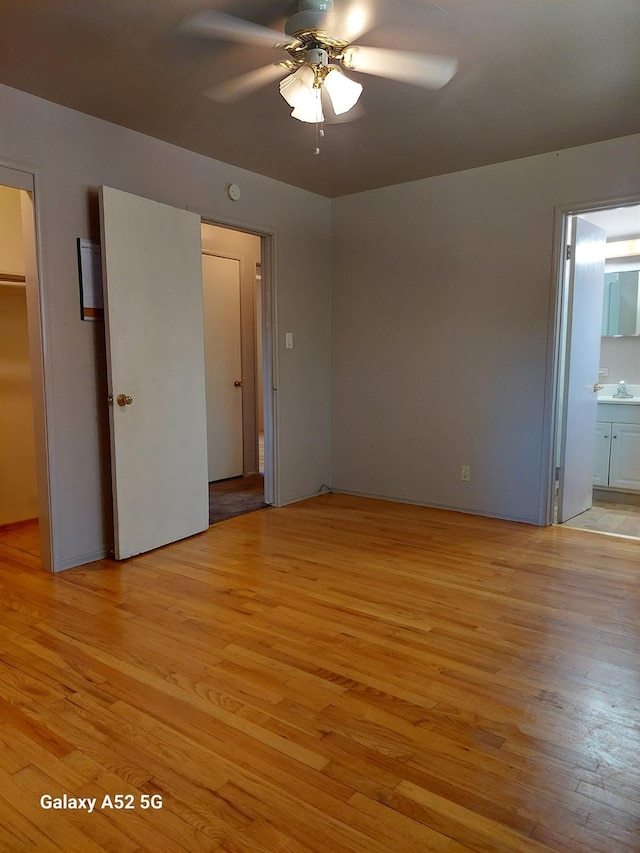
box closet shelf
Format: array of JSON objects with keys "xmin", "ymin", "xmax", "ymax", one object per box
[{"xmin": 0, "ymin": 273, "xmax": 27, "ymax": 294}]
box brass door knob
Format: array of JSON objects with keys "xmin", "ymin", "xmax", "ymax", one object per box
[
  {"xmin": 116, "ymin": 394, "xmax": 133, "ymax": 407},
  {"xmin": 234, "ymin": 380, "xmax": 243, "ymax": 387}
]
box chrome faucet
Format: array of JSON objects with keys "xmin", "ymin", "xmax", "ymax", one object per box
[{"xmin": 614, "ymin": 380, "xmax": 633, "ymax": 399}]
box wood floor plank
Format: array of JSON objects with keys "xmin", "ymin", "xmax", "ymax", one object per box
[
  {"xmin": 347, "ymin": 790, "xmax": 489, "ymax": 852},
  {"xmin": 0, "ymin": 789, "xmax": 66, "ymax": 852},
  {"xmin": 0, "ymin": 764, "xmax": 101, "ymax": 852},
  {"xmin": 1, "ymin": 497, "xmax": 639, "ymax": 851},
  {"xmin": 395, "ymin": 779, "xmax": 559, "ymax": 852}
]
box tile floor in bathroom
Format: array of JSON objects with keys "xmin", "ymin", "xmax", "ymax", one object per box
[{"xmin": 562, "ymin": 500, "xmax": 640, "ymax": 539}]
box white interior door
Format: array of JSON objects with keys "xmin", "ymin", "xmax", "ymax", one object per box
[
  {"xmin": 557, "ymin": 217, "xmax": 606, "ymax": 523},
  {"xmin": 100, "ymin": 186, "xmax": 209, "ymax": 559},
  {"xmin": 202, "ymin": 253, "xmax": 244, "ymax": 481}
]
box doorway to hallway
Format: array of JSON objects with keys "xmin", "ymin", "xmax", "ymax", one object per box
[{"xmin": 201, "ymin": 223, "xmax": 272, "ymax": 524}]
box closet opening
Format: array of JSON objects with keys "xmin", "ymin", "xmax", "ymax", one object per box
[{"xmin": 0, "ymin": 177, "xmax": 51, "ymax": 568}]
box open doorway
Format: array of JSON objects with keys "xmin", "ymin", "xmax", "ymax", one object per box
[
  {"xmin": 0, "ymin": 185, "xmax": 38, "ymax": 544},
  {"xmin": 552, "ymin": 200, "xmax": 640, "ymax": 538},
  {"xmin": 0, "ymin": 176, "xmax": 51, "ymax": 566},
  {"xmin": 200, "ymin": 222, "xmax": 273, "ymax": 524}
]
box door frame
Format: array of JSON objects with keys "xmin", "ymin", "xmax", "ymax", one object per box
[
  {"xmin": 0, "ymin": 160, "xmax": 53, "ymax": 570},
  {"xmin": 544, "ymin": 191, "xmax": 640, "ymax": 526},
  {"xmin": 195, "ymin": 210, "xmax": 279, "ymax": 507}
]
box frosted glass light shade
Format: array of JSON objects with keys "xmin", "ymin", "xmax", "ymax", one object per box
[
  {"xmin": 291, "ymin": 89, "xmax": 324, "ymax": 123},
  {"xmin": 324, "ymin": 67, "xmax": 363, "ymax": 115},
  {"xmin": 280, "ymin": 64, "xmax": 325, "ymax": 122},
  {"xmin": 279, "ymin": 65, "xmax": 315, "ymax": 108}
]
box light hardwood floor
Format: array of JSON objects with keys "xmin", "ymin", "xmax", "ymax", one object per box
[{"xmin": 0, "ymin": 495, "xmax": 639, "ymax": 852}]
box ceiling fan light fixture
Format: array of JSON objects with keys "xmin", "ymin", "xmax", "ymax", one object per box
[
  {"xmin": 184, "ymin": 0, "xmax": 459, "ymax": 142},
  {"xmin": 324, "ymin": 67, "xmax": 362, "ymax": 115}
]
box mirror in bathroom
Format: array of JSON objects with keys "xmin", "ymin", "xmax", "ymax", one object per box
[{"xmin": 602, "ymin": 269, "xmax": 640, "ymax": 336}]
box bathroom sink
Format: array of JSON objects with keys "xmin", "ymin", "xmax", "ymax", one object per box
[{"xmin": 597, "ymin": 383, "xmax": 640, "ymax": 403}]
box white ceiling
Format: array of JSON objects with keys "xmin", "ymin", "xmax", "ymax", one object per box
[
  {"xmin": 1, "ymin": 0, "xmax": 639, "ymax": 198},
  {"xmin": 581, "ymin": 206, "xmax": 640, "ymax": 241}
]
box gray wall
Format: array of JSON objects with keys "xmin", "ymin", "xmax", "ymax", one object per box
[
  {"xmin": 2, "ymin": 79, "xmax": 640, "ymax": 568},
  {"xmin": 331, "ymin": 134, "xmax": 640, "ymax": 523},
  {"xmin": 0, "ymin": 83, "xmax": 331, "ymax": 571},
  {"xmin": 600, "ymin": 336, "xmax": 640, "ymax": 385}
]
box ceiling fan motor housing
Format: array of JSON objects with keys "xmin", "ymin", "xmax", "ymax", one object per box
[
  {"xmin": 285, "ymin": 0, "xmax": 334, "ymax": 36},
  {"xmin": 305, "ymin": 47, "xmax": 329, "ymax": 68}
]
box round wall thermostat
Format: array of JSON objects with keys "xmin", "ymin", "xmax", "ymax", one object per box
[{"xmin": 226, "ymin": 183, "xmax": 241, "ymax": 201}]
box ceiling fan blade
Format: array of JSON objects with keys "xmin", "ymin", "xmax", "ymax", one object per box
[
  {"xmin": 205, "ymin": 63, "xmax": 291, "ymax": 103},
  {"xmin": 342, "ymin": 46, "xmax": 457, "ymax": 89},
  {"xmin": 322, "ymin": 3, "xmax": 373, "ymax": 43},
  {"xmin": 178, "ymin": 10, "xmax": 288, "ymax": 48}
]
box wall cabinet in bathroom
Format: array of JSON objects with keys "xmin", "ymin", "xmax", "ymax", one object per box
[{"xmin": 594, "ymin": 421, "xmax": 640, "ymax": 491}]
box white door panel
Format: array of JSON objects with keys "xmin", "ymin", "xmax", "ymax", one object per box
[
  {"xmin": 100, "ymin": 186, "xmax": 209, "ymax": 559},
  {"xmin": 558, "ymin": 217, "xmax": 606, "ymax": 522},
  {"xmin": 202, "ymin": 254, "xmax": 244, "ymax": 481}
]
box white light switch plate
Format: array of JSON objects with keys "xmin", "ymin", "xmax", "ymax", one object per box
[{"xmin": 285, "ymin": 332, "xmax": 294, "ymax": 349}]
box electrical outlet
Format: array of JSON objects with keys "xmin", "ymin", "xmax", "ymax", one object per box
[{"xmin": 460, "ymin": 465, "xmax": 471, "ymax": 482}]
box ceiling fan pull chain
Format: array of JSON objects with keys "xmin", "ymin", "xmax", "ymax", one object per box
[{"xmin": 314, "ymin": 121, "xmax": 325, "ymax": 155}]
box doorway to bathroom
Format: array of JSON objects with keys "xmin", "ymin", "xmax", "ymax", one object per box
[{"xmin": 552, "ymin": 197, "xmax": 640, "ymax": 539}]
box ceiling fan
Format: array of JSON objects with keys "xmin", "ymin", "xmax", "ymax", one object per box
[{"xmin": 179, "ymin": 0, "xmax": 458, "ymax": 127}]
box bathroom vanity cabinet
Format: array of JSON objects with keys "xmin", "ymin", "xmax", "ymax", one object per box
[{"xmin": 594, "ymin": 402, "xmax": 640, "ymax": 491}]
